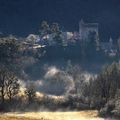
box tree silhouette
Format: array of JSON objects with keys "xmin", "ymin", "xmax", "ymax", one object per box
[
  {"xmin": 0, "ymin": 67, "xmax": 20, "ymax": 103},
  {"xmin": 25, "ymin": 83, "xmax": 36, "ymax": 103}
]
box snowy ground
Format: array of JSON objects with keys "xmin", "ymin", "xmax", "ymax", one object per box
[{"xmin": 1, "ymin": 110, "xmax": 117, "ymax": 120}]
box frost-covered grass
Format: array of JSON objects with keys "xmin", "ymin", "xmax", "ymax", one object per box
[{"xmin": 0, "ymin": 110, "xmax": 106, "ymax": 120}]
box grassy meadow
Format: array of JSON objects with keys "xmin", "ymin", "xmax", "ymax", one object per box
[{"xmin": 0, "ymin": 111, "xmax": 105, "ymax": 120}]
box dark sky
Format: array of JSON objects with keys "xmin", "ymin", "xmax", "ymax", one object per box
[{"xmin": 0, "ymin": 0, "xmax": 120, "ymax": 40}]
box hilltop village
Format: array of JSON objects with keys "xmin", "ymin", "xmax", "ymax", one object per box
[
  {"xmin": 24, "ymin": 20, "xmax": 119, "ymax": 58},
  {"xmin": 0, "ymin": 20, "xmax": 120, "ymax": 58}
]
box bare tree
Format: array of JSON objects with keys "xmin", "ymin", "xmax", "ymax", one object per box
[
  {"xmin": 66, "ymin": 61, "xmax": 85, "ymax": 95},
  {"xmin": 0, "ymin": 68, "xmax": 7, "ymax": 104},
  {"xmin": 0, "ymin": 67, "xmax": 20, "ymax": 103},
  {"xmin": 92, "ymin": 62, "xmax": 120, "ymax": 108},
  {"xmin": 5, "ymin": 72, "xmax": 20, "ymax": 101},
  {"xmin": 25, "ymin": 83, "xmax": 36, "ymax": 103}
]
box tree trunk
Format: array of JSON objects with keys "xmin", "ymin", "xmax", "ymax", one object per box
[{"xmin": 1, "ymin": 87, "xmax": 5, "ymax": 104}]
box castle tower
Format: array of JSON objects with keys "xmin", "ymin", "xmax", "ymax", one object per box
[
  {"xmin": 79, "ymin": 19, "xmax": 99, "ymax": 43},
  {"xmin": 79, "ymin": 19, "xmax": 85, "ymax": 40},
  {"xmin": 109, "ymin": 36, "xmax": 113, "ymax": 49},
  {"xmin": 109, "ymin": 37, "xmax": 113, "ymax": 44}
]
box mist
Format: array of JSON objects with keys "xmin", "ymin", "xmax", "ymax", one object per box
[{"xmin": 19, "ymin": 59, "xmax": 98, "ymax": 97}]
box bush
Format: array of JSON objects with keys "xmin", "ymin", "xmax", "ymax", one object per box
[
  {"xmin": 112, "ymin": 90, "xmax": 120, "ymax": 117},
  {"xmin": 99, "ymin": 100, "xmax": 115, "ymax": 117}
]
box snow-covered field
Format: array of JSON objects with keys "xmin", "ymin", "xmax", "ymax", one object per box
[{"xmin": 1, "ymin": 110, "xmax": 117, "ymax": 120}]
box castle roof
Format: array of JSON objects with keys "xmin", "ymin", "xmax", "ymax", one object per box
[
  {"xmin": 80, "ymin": 19, "xmax": 98, "ymax": 28},
  {"xmin": 83, "ymin": 23, "xmax": 98, "ymax": 28}
]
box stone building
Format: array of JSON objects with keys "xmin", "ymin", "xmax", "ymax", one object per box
[{"xmin": 79, "ymin": 19, "xmax": 99, "ymax": 48}]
